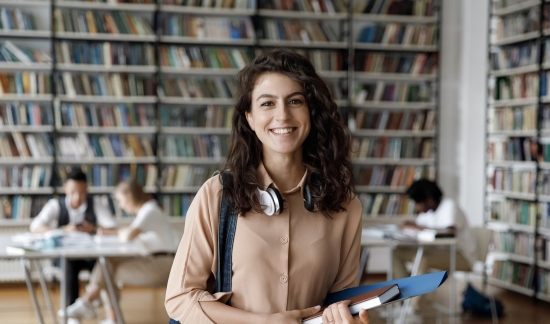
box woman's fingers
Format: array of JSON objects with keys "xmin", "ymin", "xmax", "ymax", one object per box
[
  {"xmin": 322, "ymin": 306, "xmax": 334, "ymax": 324},
  {"xmin": 357, "ymin": 309, "xmax": 370, "ymax": 324}
]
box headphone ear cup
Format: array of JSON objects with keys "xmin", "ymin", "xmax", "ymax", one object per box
[
  {"xmin": 303, "ymin": 184, "xmax": 314, "ymax": 212},
  {"xmin": 256, "ymin": 188, "xmax": 276, "ymax": 216},
  {"xmin": 266, "ymin": 187, "xmax": 284, "ymax": 215}
]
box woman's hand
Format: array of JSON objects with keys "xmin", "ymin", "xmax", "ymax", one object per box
[
  {"xmin": 266, "ymin": 305, "xmax": 321, "ymax": 324},
  {"xmin": 322, "ymin": 300, "xmax": 370, "ymax": 324}
]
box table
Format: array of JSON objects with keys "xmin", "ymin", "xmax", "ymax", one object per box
[
  {"xmin": 0, "ymin": 234, "xmax": 143, "ymax": 324},
  {"xmin": 359, "ymin": 235, "xmax": 457, "ymax": 324}
]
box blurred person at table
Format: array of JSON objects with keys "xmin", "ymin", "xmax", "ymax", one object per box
[
  {"xmin": 63, "ymin": 179, "xmax": 176, "ymax": 324},
  {"xmin": 392, "ymin": 179, "xmax": 476, "ymax": 313},
  {"xmin": 30, "ymin": 168, "xmax": 116, "ymax": 308}
]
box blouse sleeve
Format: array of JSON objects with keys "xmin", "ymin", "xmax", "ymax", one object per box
[
  {"xmin": 328, "ymin": 197, "xmax": 363, "ymax": 293},
  {"xmin": 165, "ymin": 176, "xmax": 232, "ymax": 323}
]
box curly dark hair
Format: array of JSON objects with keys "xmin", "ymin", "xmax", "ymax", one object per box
[
  {"xmin": 222, "ymin": 48, "xmax": 355, "ymax": 217},
  {"xmin": 406, "ymin": 179, "xmax": 443, "ymax": 203}
]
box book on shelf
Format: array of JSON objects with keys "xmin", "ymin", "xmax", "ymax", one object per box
[
  {"xmin": 54, "ymin": 9, "xmax": 154, "ymax": 36},
  {"xmin": 491, "ymin": 41, "xmax": 538, "ymax": 71},
  {"xmin": 489, "ymin": 198, "xmax": 537, "ymax": 226},
  {"xmin": 160, "ymin": 15, "xmax": 255, "ymax": 40},
  {"xmin": 487, "ymin": 137, "xmax": 538, "ymax": 162},
  {"xmin": 0, "ymin": 41, "xmax": 52, "ymax": 64},
  {"xmin": 0, "ymin": 72, "xmax": 51, "ymax": 95},
  {"xmin": 294, "ymin": 49, "xmax": 343, "ymax": 72},
  {"xmin": 158, "ymin": 77, "xmax": 237, "ymax": 99},
  {"xmin": 493, "ymin": 6, "xmax": 540, "ymax": 42},
  {"xmin": 57, "ymin": 103, "xmax": 155, "ymax": 128},
  {"xmin": 159, "ymin": 46, "xmax": 253, "ymax": 70},
  {"xmin": 162, "ymin": 0, "xmax": 254, "ymax": 9},
  {"xmin": 355, "ymin": 52, "xmax": 438, "ymax": 75},
  {"xmin": 261, "ymin": 19, "xmax": 340, "ymax": 43},
  {"xmin": 353, "ymin": 82, "xmax": 430, "ymax": 103},
  {"xmin": 354, "ymin": 0, "xmax": 435, "ymax": 16},
  {"xmin": 492, "ymin": 260, "xmax": 534, "ymax": 289},
  {"xmin": 488, "ymin": 106, "xmax": 537, "ymax": 132},
  {"xmin": 161, "ymin": 165, "xmax": 218, "ymax": 188},
  {"xmin": 488, "ymin": 167, "xmax": 536, "ymax": 195},
  {"xmin": 55, "ymin": 72, "xmax": 154, "ymax": 97},
  {"xmin": 0, "ymin": 195, "xmax": 50, "ymax": 220},
  {"xmin": 358, "ymin": 193, "xmax": 416, "ymax": 217},
  {"xmin": 0, "ymin": 103, "xmax": 53, "ymax": 126},
  {"xmin": 357, "ymin": 24, "xmax": 438, "ymax": 46},
  {"xmin": 57, "ymin": 163, "xmax": 157, "ymax": 189},
  {"xmin": 259, "ymin": 0, "xmax": 346, "ymax": 13},
  {"xmin": 493, "ymin": 231, "xmax": 534, "ymax": 257},
  {"xmin": 352, "ymin": 110, "xmax": 436, "ymax": 132},
  {"xmin": 353, "ymin": 165, "xmax": 434, "ymax": 188},
  {"xmin": 0, "ymin": 165, "xmax": 53, "ymax": 189},
  {"xmin": 350, "ymin": 137, "xmax": 434, "ymax": 159},
  {"xmin": 493, "ymin": 72, "xmax": 539, "ymax": 101},
  {"xmin": 55, "ymin": 134, "xmax": 154, "ymax": 159},
  {"xmin": 55, "ymin": 41, "xmax": 155, "ymax": 66},
  {"xmin": 161, "ymin": 134, "xmax": 228, "ymax": 158},
  {"xmin": 0, "ymin": 132, "xmax": 53, "ymax": 158},
  {"xmin": 0, "ymin": 7, "xmax": 37, "ymax": 31},
  {"xmin": 161, "ymin": 194, "xmax": 195, "ymax": 217},
  {"xmin": 160, "ymin": 105, "xmax": 233, "ymax": 128}
]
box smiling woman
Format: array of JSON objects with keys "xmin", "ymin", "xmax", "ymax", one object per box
[{"xmin": 165, "ymin": 49, "xmax": 368, "ymax": 324}]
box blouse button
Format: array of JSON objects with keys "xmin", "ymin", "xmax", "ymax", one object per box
[
  {"xmin": 280, "ymin": 236, "xmax": 289, "ymax": 244},
  {"xmin": 280, "ymin": 275, "xmax": 288, "ymax": 283}
]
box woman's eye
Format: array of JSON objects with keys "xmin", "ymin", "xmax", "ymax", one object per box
[
  {"xmin": 260, "ymin": 101, "xmax": 273, "ymax": 107},
  {"xmin": 289, "ymin": 99, "xmax": 302, "ymax": 105}
]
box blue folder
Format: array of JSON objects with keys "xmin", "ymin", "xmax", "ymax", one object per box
[{"xmin": 324, "ymin": 271, "xmax": 448, "ymax": 306}]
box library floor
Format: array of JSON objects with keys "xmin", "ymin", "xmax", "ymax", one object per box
[{"xmin": 1, "ymin": 274, "xmax": 549, "ymax": 324}]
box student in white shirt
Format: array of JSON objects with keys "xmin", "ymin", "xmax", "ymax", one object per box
[
  {"xmin": 64, "ymin": 180, "xmax": 176, "ymax": 324},
  {"xmin": 392, "ymin": 179, "xmax": 476, "ymax": 312},
  {"xmin": 30, "ymin": 169, "xmax": 116, "ymax": 307}
]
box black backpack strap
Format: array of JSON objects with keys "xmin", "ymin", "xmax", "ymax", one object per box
[
  {"xmin": 213, "ymin": 171, "xmax": 238, "ymax": 305},
  {"xmin": 58, "ymin": 198, "xmax": 69, "ymax": 228}
]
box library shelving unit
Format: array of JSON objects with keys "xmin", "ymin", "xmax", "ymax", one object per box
[{"xmin": 485, "ymin": 0, "xmax": 550, "ymax": 302}]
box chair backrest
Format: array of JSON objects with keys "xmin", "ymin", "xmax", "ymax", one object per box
[{"xmin": 470, "ymin": 227, "xmax": 493, "ymax": 262}]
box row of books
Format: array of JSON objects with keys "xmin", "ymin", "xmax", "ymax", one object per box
[
  {"xmin": 0, "ymin": 104, "xmax": 53, "ymax": 127},
  {"xmin": 57, "ymin": 164, "xmax": 158, "ymax": 189},
  {"xmin": 160, "ymin": 194, "xmax": 195, "ymax": 217},
  {"xmin": 358, "ymin": 193, "xmax": 415, "ymax": 216},
  {"xmin": 53, "ymin": 10, "xmax": 154, "ymax": 35},
  {"xmin": 354, "ymin": 0, "xmax": 435, "ymax": 16},
  {"xmin": 493, "ymin": 73, "xmax": 539, "ymax": 101},
  {"xmin": 0, "ymin": 73, "xmax": 51, "ymax": 95},
  {"xmin": 538, "ymin": 170, "xmax": 550, "ymax": 196},
  {"xmin": 355, "ymin": 52, "xmax": 438, "ymax": 75},
  {"xmin": 489, "ymin": 198, "xmax": 537, "ymax": 227},
  {"xmin": 492, "ymin": 260, "xmax": 534, "ymax": 289},
  {"xmin": 487, "ymin": 137, "xmax": 537, "ymax": 162},
  {"xmin": 161, "ymin": 16, "xmax": 254, "ymax": 39},
  {"xmin": 259, "ymin": 0, "xmax": 345, "ymax": 13},
  {"xmin": 55, "ymin": 41, "xmax": 155, "ymax": 66},
  {"xmin": 543, "ymin": 106, "xmax": 550, "ymax": 131},
  {"xmin": 55, "ymin": 134, "xmax": 154, "ymax": 159},
  {"xmin": 299, "ymin": 50, "xmax": 343, "ymax": 72},
  {"xmin": 349, "ymin": 137, "xmax": 434, "ymax": 160},
  {"xmin": 159, "ymin": 105, "xmax": 233, "ymax": 128},
  {"xmin": 353, "ymin": 165, "xmax": 432, "ymax": 188},
  {"xmin": 160, "ymin": 134, "xmax": 228, "ymax": 158},
  {"xmin": 161, "ymin": 164, "xmax": 218, "ymax": 187},
  {"xmin": 163, "ymin": 0, "xmax": 252, "ymax": 9},
  {"xmin": 491, "ymin": 42, "xmax": 537, "ymax": 71},
  {"xmin": 538, "ymin": 72, "xmax": 550, "ymax": 97},
  {"xmin": 488, "ymin": 106, "xmax": 537, "ymax": 132},
  {"xmin": 489, "ymin": 167, "xmax": 536, "ymax": 194},
  {"xmin": 260, "ymin": 20, "xmax": 339, "ymax": 43},
  {"xmin": 0, "ymin": 7, "xmax": 36, "ymax": 31},
  {"xmin": 157, "ymin": 77, "xmax": 237, "ymax": 98},
  {"xmin": 352, "ymin": 110, "xmax": 436, "ymax": 132},
  {"xmin": 353, "ymin": 82, "xmax": 430, "ymax": 103},
  {"xmin": 494, "ymin": 7, "xmax": 540, "ymax": 41},
  {"xmin": 357, "ymin": 24, "xmax": 438, "ymax": 46},
  {"xmin": 0, "ymin": 196, "xmax": 49, "ymax": 220},
  {"xmin": 492, "ymin": 231, "xmax": 535, "ymax": 258},
  {"xmin": 59, "ymin": 104, "xmax": 155, "ymax": 128},
  {"xmin": 543, "ymin": 144, "xmax": 550, "ymax": 163},
  {"xmin": 0, "ymin": 165, "xmax": 53, "ymax": 189},
  {"xmin": 537, "ymin": 268, "xmax": 550, "ymax": 296},
  {"xmin": 0, "ymin": 133, "xmax": 53, "ymax": 158},
  {"xmin": 0, "ymin": 41, "xmax": 51, "ymax": 64},
  {"xmin": 55, "ymin": 72, "xmax": 155, "ymax": 97},
  {"xmin": 159, "ymin": 46, "xmax": 252, "ymax": 70}
]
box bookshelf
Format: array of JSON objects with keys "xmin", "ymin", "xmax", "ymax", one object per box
[{"xmin": 486, "ymin": 0, "xmax": 550, "ymax": 301}]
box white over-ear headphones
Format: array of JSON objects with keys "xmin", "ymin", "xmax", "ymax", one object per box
[{"xmin": 256, "ymin": 184, "xmax": 314, "ymax": 216}]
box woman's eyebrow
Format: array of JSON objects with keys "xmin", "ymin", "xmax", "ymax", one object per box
[{"xmin": 255, "ymin": 91, "xmax": 305, "ymax": 101}]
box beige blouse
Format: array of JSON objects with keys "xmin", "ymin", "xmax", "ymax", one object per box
[{"xmin": 165, "ymin": 163, "xmax": 363, "ymax": 323}]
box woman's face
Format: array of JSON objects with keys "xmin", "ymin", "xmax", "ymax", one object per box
[{"xmin": 246, "ymin": 73, "xmax": 311, "ymax": 160}]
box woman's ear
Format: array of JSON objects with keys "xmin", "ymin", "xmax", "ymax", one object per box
[{"xmin": 245, "ymin": 111, "xmax": 255, "ymax": 131}]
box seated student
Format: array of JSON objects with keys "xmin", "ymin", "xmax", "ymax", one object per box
[
  {"xmin": 64, "ymin": 180, "xmax": 176, "ymax": 324},
  {"xmin": 30, "ymin": 168, "xmax": 116, "ymax": 307},
  {"xmin": 392, "ymin": 179, "xmax": 476, "ymax": 312}
]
